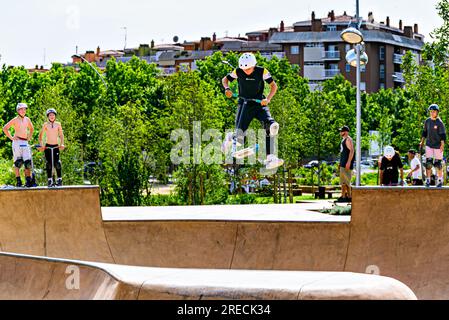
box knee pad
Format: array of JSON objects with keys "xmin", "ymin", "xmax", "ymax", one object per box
[
  {"xmin": 435, "ymin": 160, "xmax": 443, "ymax": 169},
  {"xmin": 24, "ymin": 160, "xmax": 32, "ymax": 170},
  {"xmin": 269, "ymin": 122, "xmax": 279, "ymax": 137},
  {"xmin": 55, "ymin": 161, "xmax": 62, "ymax": 170},
  {"xmin": 14, "ymin": 159, "xmax": 24, "ymax": 169},
  {"xmin": 425, "ymin": 159, "xmax": 434, "ymax": 170}
]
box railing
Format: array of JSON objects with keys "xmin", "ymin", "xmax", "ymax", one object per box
[
  {"xmin": 393, "ymin": 53, "xmax": 404, "ymax": 64},
  {"xmin": 323, "ymin": 51, "xmax": 341, "ymax": 60},
  {"xmin": 324, "ymin": 69, "xmax": 341, "ymax": 78},
  {"xmin": 393, "ymin": 72, "xmax": 405, "ymax": 83},
  {"xmin": 158, "ymin": 67, "xmax": 177, "ymax": 75}
]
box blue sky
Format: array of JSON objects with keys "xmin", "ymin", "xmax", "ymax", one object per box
[{"xmin": 0, "ymin": 0, "xmax": 442, "ymax": 68}]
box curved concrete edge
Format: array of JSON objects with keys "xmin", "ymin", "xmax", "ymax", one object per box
[{"xmin": 0, "ymin": 252, "xmax": 417, "ymax": 300}]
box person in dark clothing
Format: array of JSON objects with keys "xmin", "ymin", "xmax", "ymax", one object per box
[
  {"xmin": 337, "ymin": 126, "xmax": 354, "ymax": 202},
  {"xmin": 380, "ymin": 146, "xmax": 404, "ymax": 186},
  {"xmin": 221, "ymin": 53, "xmax": 284, "ymax": 170},
  {"xmin": 419, "ymin": 104, "xmax": 446, "ymax": 187}
]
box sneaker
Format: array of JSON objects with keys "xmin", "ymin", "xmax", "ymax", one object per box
[
  {"xmin": 265, "ymin": 154, "xmax": 284, "ymax": 170},
  {"xmin": 16, "ymin": 178, "xmax": 23, "ymax": 188},
  {"xmin": 221, "ymin": 133, "xmax": 233, "ymax": 153},
  {"xmin": 25, "ymin": 177, "xmax": 33, "ymax": 188},
  {"xmin": 48, "ymin": 178, "xmax": 54, "ymax": 188},
  {"xmin": 270, "ymin": 122, "xmax": 280, "ymax": 137},
  {"xmin": 426, "ymin": 180, "xmax": 431, "ymax": 188},
  {"xmin": 437, "ymin": 181, "xmax": 443, "ymax": 188},
  {"xmin": 221, "ymin": 133, "xmax": 242, "ymax": 154},
  {"xmin": 56, "ymin": 178, "xmax": 63, "ymax": 187}
]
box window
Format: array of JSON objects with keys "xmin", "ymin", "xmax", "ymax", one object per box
[
  {"xmin": 379, "ymin": 46, "xmax": 385, "ymax": 61},
  {"xmin": 361, "ymin": 65, "xmax": 366, "ymax": 73},
  {"xmin": 346, "ymin": 64, "xmax": 351, "ymax": 73},
  {"xmin": 380, "ymin": 83, "xmax": 385, "ymax": 89},
  {"xmin": 360, "ymin": 82, "xmax": 366, "ymax": 91},
  {"xmin": 291, "ymin": 45, "xmax": 300, "ymax": 55},
  {"xmin": 327, "ymin": 25, "xmax": 337, "ymax": 31},
  {"xmin": 380, "ymin": 64, "xmax": 385, "ymax": 79}
]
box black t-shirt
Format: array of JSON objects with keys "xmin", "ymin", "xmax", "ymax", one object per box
[
  {"xmin": 422, "ymin": 117, "xmax": 447, "ymax": 149},
  {"xmin": 226, "ymin": 66, "xmax": 274, "ymax": 100},
  {"xmin": 380, "ymin": 153, "xmax": 403, "ymax": 185}
]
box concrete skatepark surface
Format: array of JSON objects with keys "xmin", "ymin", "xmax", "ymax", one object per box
[
  {"xmin": 0, "ymin": 186, "xmax": 440, "ymax": 299},
  {"xmin": 0, "ymin": 252, "xmax": 415, "ymax": 300}
]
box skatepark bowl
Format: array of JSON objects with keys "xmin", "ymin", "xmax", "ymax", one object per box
[{"xmin": 4, "ymin": 185, "xmax": 448, "ymax": 300}]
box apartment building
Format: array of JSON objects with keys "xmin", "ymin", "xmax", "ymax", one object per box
[{"xmin": 251, "ymin": 11, "xmax": 425, "ymax": 92}]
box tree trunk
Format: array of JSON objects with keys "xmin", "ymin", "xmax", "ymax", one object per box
[
  {"xmin": 188, "ymin": 171, "xmax": 193, "ymax": 205},
  {"xmin": 200, "ymin": 173, "xmax": 205, "ymax": 205},
  {"xmin": 273, "ymin": 174, "xmax": 278, "ymax": 204},
  {"xmin": 288, "ymin": 167, "xmax": 293, "ymax": 203}
]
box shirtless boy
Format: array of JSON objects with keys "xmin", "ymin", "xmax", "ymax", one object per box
[
  {"xmin": 38, "ymin": 108, "xmax": 65, "ymax": 187},
  {"xmin": 2, "ymin": 103, "xmax": 35, "ymax": 187}
]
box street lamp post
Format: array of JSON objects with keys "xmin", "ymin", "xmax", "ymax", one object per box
[{"xmin": 340, "ymin": 0, "xmax": 367, "ymax": 187}]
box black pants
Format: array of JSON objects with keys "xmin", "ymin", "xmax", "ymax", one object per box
[
  {"xmin": 45, "ymin": 144, "xmax": 62, "ymax": 179},
  {"xmin": 235, "ymin": 101, "xmax": 276, "ymax": 156}
]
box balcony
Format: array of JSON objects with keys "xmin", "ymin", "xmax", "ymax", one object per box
[
  {"xmin": 393, "ymin": 53, "xmax": 404, "ymax": 64},
  {"xmin": 393, "ymin": 72, "xmax": 405, "ymax": 83},
  {"xmin": 304, "ymin": 65, "xmax": 325, "ymax": 81},
  {"xmin": 324, "ymin": 69, "xmax": 341, "ymax": 79},
  {"xmin": 158, "ymin": 67, "xmax": 177, "ymax": 76},
  {"xmin": 323, "ymin": 51, "xmax": 341, "ymax": 60},
  {"xmin": 304, "ymin": 47, "xmax": 325, "ymax": 62}
]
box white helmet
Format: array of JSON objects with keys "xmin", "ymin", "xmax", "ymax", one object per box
[
  {"xmin": 384, "ymin": 146, "xmax": 395, "ymax": 159},
  {"xmin": 16, "ymin": 103, "xmax": 28, "ymax": 112},
  {"xmin": 239, "ymin": 53, "xmax": 257, "ymax": 70}
]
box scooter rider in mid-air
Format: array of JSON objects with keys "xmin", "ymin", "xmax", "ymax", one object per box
[{"xmin": 221, "ymin": 53, "xmax": 284, "ymax": 170}]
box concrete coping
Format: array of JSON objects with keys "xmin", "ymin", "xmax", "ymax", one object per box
[{"xmin": 0, "ymin": 252, "xmax": 417, "ymax": 300}]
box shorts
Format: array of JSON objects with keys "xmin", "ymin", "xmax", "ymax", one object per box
[
  {"xmin": 12, "ymin": 140, "xmax": 32, "ymax": 162},
  {"xmin": 426, "ymin": 146, "xmax": 443, "ymax": 160},
  {"xmin": 340, "ymin": 167, "xmax": 352, "ymax": 186}
]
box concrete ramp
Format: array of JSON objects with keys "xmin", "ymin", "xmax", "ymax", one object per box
[
  {"xmin": 0, "ymin": 252, "xmax": 416, "ymax": 300},
  {"xmin": 2, "ymin": 186, "xmax": 446, "ymax": 299},
  {"xmin": 346, "ymin": 187, "xmax": 449, "ymax": 300},
  {"xmin": 0, "ymin": 187, "xmax": 114, "ymax": 263}
]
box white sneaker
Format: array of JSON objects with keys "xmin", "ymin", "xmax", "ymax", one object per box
[
  {"xmin": 221, "ymin": 133, "xmax": 233, "ymax": 153},
  {"xmin": 270, "ymin": 122, "xmax": 280, "ymax": 137},
  {"xmin": 265, "ymin": 154, "xmax": 284, "ymax": 170},
  {"xmin": 222, "ymin": 133, "xmax": 242, "ymax": 154}
]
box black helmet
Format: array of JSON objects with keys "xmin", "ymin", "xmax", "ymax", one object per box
[
  {"xmin": 46, "ymin": 108, "xmax": 57, "ymax": 116},
  {"xmin": 428, "ymin": 104, "xmax": 440, "ymax": 112}
]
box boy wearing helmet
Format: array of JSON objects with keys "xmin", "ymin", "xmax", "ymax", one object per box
[
  {"xmin": 419, "ymin": 104, "xmax": 446, "ymax": 187},
  {"xmin": 380, "ymin": 146, "xmax": 404, "ymax": 186},
  {"xmin": 38, "ymin": 109, "xmax": 65, "ymax": 187},
  {"xmin": 222, "ymin": 52, "xmax": 284, "ymax": 170},
  {"xmin": 2, "ymin": 103, "xmax": 35, "ymax": 187}
]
